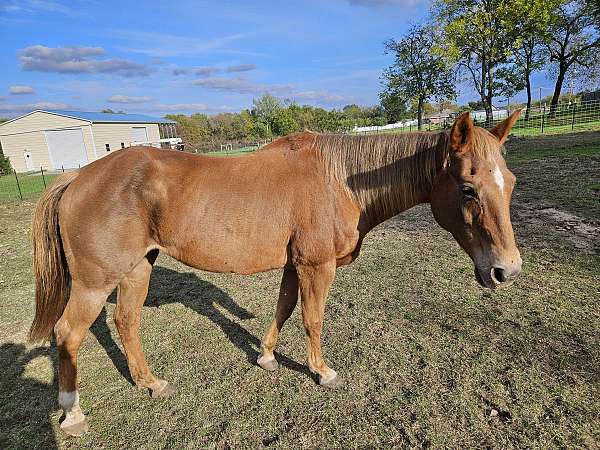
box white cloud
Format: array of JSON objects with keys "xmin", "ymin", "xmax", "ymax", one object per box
[
  {"xmin": 1, "ymin": 0, "xmax": 75, "ymax": 15},
  {"xmin": 195, "ymin": 67, "xmax": 221, "ymax": 77},
  {"xmin": 193, "ymin": 76, "xmax": 294, "ymax": 95},
  {"xmin": 293, "ymin": 90, "xmax": 355, "ymax": 103},
  {"xmin": 226, "ymin": 64, "xmax": 256, "ymax": 73},
  {"xmin": 152, "ymin": 103, "xmax": 211, "ymax": 112},
  {"xmin": 108, "ymin": 95, "xmax": 152, "ymax": 104},
  {"xmin": 114, "ymin": 30, "xmax": 250, "ymax": 58},
  {"xmin": 9, "ymin": 85, "xmax": 35, "ymax": 95},
  {"xmin": 20, "ymin": 45, "xmax": 152, "ymax": 77},
  {"xmin": 0, "ymin": 101, "xmax": 70, "ymax": 115}
]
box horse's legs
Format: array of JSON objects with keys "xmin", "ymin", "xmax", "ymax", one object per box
[
  {"xmin": 297, "ymin": 261, "xmax": 340, "ymax": 387},
  {"xmin": 257, "ymin": 267, "xmax": 299, "ymax": 371},
  {"xmin": 54, "ymin": 281, "xmax": 108, "ymax": 436},
  {"xmin": 113, "ymin": 257, "xmax": 175, "ymax": 398}
]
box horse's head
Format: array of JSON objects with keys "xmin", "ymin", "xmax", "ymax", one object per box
[{"xmin": 430, "ymin": 110, "xmax": 522, "ymax": 289}]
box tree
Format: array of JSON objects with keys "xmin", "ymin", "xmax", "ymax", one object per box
[
  {"xmin": 546, "ymin": 0, "xmax": 600, "ymax": 110},
  {"xmin": 272, "ymin": 109, "xmax": 300, "ymax": 135},
  {"xmin": 0, "ymin": 143, "xmax": 12, "ymax": 174},
  {"xmin": 251, "ymin": 94, "xmax": 281, "ymax": 133},
  {"xmin": 379, "ymin": 90, "xmax": 409, "ymax": 122},
  {"xmin": 434, "ymin": 0, "xmax": 519, "ymax": 125},
  {"xmin": 495, "ymin": 0, "xmax": 559, "ymax": 120},
  {"xmin": 381, "ymin": 24, "xmax": 455, "ymax": 130}
]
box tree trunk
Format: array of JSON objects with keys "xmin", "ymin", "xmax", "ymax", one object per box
[
  {"xmin": 417, "ymin": 97, "xmax": 423, "ymax": 131},
  {"xmin": 525, "ymin": 76, "xmax": 532, "ymax": 121},
  {"xmin": 550, "ymin": 65, "xmax": 566, "ymax": 114},
  {"xmin": 485, "ymin": 103, "xmax": 493, "ymax": 127}
]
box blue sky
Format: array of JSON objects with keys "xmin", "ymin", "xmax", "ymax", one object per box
[{"xmin": 0, "ymin": 0, "xmax": 557, "ymax": 118}]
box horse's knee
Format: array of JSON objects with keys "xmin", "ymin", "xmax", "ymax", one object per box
[{"xmin": 53, "ymin": 318, "xmax": 71, "ymax": 345}]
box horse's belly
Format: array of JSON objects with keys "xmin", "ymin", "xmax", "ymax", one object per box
[{"xmin": 165, "ymin": 228, "xmax": 289, "ymax": 275}]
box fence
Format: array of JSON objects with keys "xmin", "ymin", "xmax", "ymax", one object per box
[
  {"xmin": 0, "ymin": 167, "xmax": 65, "ymax": 201},
  {"xmin": 354, "ymin": 99, "xmax": 600, "ymax": 136},
  {"xmin": 197, "ymin": 139, "xmax": 273, "ymax": 155}
]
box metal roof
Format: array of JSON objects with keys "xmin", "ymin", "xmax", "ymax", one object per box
[
  {"xmin": 0, "ymin": 109, "xmax": 176, "ymax": 126},
  {"xmin": 46, "ymin": 110, "xmax": 176, "ymax": 123}
]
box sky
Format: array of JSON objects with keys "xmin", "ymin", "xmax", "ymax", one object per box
[{"xmin": 0, "ymin": 0, "xmax": 561, "ymax": 118}]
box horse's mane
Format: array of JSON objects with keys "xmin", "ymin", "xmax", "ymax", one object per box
[{"xmin": 314, "ymin": 128, "xmax": 501, "ymax": 219}]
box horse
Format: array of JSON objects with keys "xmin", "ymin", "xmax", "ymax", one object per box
[{"xmin": 29, "ymin": 111, "xmax": 522, "ymax": 436}]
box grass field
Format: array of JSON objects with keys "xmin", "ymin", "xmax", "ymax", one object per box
[
  {"xmin": 1, "ymin": 132, "xmax": 599, "ymax": 449},
  {"xmin": 0, "ymin": 172, "xmax": 59, "ymax": 201}
]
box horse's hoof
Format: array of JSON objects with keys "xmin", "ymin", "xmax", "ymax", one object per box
[
  {"xmin": 61, "ymin": 417, "xmax": 90, "ymax": 437},
  {"xmin": 150, "ymin": 381, "xmax": 176, "ymax": 399},
  {"xmin": 319, "ymin": 371, "xmax": 343, "ymax": 389},
  {"xmin": 257, "ymin": 354, "xmax": 279, "ymax": 371}
]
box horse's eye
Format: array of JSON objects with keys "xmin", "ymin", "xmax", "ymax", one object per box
[{"xmin": 460, "ymin": 184, "xmax": 477, "ymax": 199}]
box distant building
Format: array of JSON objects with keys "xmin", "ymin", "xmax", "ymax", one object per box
[
  {"xmin": 469, "ymin": 107, "xmax": 509, "ymax": 122},
  {"xmin": 0, "ymin": 110, "xmax": 177, "ymax": 172},
  {"xmin": 426, "ymin": 109, "xmax": 456, "ymax": 125},
  {"xmin": 581, "ymin": 90, "xmax": 600, "ymax": 102}
]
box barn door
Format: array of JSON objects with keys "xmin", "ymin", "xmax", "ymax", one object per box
[
  {"xmin": 45, "ymin": 128, "xmax": 88, "ymax": 170},
  {"xmin": 132, "ymin": 126, "xmax": 148, "ymax": 144}
]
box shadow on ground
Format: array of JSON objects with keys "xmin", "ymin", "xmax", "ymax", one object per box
[
  {"xmin": 0, "ymin": 343, "xmax": 58, "ymax": 450},
  {"xmin": 92, "ymin": 265, "xmax": 312, "ymax": 386}
]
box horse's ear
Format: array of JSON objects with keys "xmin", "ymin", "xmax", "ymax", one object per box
[
  {"xmin": 489, "ymin": 109, "xmax": 522, "ymax": 144},
  {"xmin": 450, "ymin": 111, "xmax": 474, "ymax": 153}
]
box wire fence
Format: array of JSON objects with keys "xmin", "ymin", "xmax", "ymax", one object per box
[
  {"xmin": 0, "ymin": 167, "xmax": 65, "ymax": 202},
  {"xmin": 354, "ymin": 99, "xmax": 600, "ymax": 136},
  {"xmin": 490, "ymin": 99, "xmax": 600, "ymax": 136}
]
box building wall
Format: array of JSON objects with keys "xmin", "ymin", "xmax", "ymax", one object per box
[
  {"xmin": 91, "ymin": 123, "xmax": 161, "ymax": 158},
  {"xmin": 0, "ymin": 131, "xmax": 52, "ymax": 172},
  {"xmin": 0, "ymin": 111, "xmax": 96, "ymax": 172},
  {"xmin": 0, "ymin": 112, "xmax": 163, "ymax": 171}
]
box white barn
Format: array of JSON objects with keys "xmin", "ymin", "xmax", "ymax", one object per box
[{"xmin": 0, "ymin": 110, "xmax": 177, "ymax": 172}]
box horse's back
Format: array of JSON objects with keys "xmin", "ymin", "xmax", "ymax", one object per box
[{"xmin": 58, "ymin": 141, "xmax": 352, "ymax": 276}]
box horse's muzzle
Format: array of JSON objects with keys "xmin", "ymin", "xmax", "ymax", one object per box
[{"xmin": 474, "ymin": 263, "xmax": 521, "ymax": 289}]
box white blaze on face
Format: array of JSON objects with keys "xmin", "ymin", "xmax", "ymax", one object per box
[{"xmin": 493, "ymin": 165, "xmax": 505, "ymax": 193}]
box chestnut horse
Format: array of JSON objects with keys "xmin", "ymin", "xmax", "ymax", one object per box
[{"xmin": 30, "ymin": 111, "xmax": 522, "ymax": 436}]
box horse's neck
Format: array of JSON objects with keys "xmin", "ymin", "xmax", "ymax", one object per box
[{"xmin": 353, "ymin": 136, "xmax": 445, "ymax": 230}]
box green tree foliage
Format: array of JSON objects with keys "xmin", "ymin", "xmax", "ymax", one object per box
[
  {"xmin": 379, "ymin": 90, "xmax": 409, "ymax": 123},
  {"xmin": 0, "ymin": 118, "xmax": 12, "ymax": 173},
  {"xmin": 166, "ymin": 99, "xmax": 386, "ymax": 152},
  {"xmin": 0, "ymin": 145, "xmax": 13, "ymax": 174},
  {"xmin": 433, "ymin": 0, "xmax": 520, "ymax": 125},
  {"xmin": 545, "ymin": 0, "xmax": 600, "ymax": 110},
  {"xmin": 381, "ymin": 24, "xmax": 455, "ymax": 129},
  {"xmin": 251, "ymin": 94, "xmax": 281, "ymax": 134},
  {"xmin": 497, "ymin": 0, "xmax": 559, "ymax": 119},
  {"xmin": 272, "ymin": 108, "xmax": 300, "ymax": 135}
]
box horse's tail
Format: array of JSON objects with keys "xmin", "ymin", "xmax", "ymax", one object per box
[{"xmin": 29, "ymin": 171, "xmax": 78, "ymax": 343}]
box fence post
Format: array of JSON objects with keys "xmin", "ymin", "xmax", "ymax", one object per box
[
  {"xmin": 571, "ymin": 103, "xmax": 576, "ymax": 131},
  {"xmin": 40, "ymin": 166, "xmax": 46, "ymax": 188},
  {"xmin": 13, "ymin": 170, "xmax": 23, "ymax": 201},
  {"xmin": 541, "ymin": 105, "xmax": 546, "ymax": 133}
]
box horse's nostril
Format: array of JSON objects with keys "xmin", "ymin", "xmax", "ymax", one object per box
[{"xmin": 493, "ymin": 267, "xmax": 507, "ymax": 283}]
